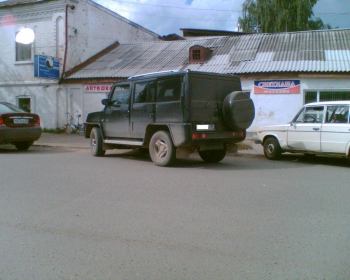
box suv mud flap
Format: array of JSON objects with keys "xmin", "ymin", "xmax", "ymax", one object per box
[{"xmin": 168, "ymin": 124, "xmax": 192, "ymax": 147}]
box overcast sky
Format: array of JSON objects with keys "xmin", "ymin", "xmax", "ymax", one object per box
[{"xmin": 95, "ymin": 0, "xmax": 350, "ymax": 35}]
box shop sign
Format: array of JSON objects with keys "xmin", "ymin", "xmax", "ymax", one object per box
[
  {"xmin": 84, "ymin": 84, "xmax": 112, "ymax": 93},
  {"xmin": 34, "ymin": 55, "xmax": 60, "ymax": 79},
  {"xmin": 254, "ymin": 80, "xmax": 300, "ymax": 94}
]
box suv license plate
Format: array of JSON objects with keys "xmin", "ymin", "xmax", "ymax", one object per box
[{"xmin": 13, "ymin": 118, "xmax": 29, "ymax": 124}]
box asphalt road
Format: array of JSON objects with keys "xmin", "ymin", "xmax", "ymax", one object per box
[{"xmin": 1, "ymin": 146, "xmax": 350, "ymax": 280}]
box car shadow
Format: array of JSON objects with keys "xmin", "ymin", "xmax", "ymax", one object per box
[
  {"xmin": 103, "ymin": 149, "xmax": 317, "ymax": 170},
  {"xmin": 278, "ymin": 153, "xmax": 350, "ymax": 168}
]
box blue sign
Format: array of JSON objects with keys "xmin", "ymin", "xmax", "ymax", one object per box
[{"xmin": 34, "ymin": 55, "xmax": 60, "ymax": 79}]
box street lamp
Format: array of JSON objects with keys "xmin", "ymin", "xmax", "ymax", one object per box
[{"xmin": 15, "ymin": 27, "xmax": 35, "ymax": 44}]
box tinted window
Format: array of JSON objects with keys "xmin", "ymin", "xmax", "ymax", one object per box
[
  {"xmin": 157, "ymin": 77, "xmax": 182, "ymax": 102},
  {"xmin": 0, "ymin": 103, "xmax": 24, "ymax": 114},
  {"xmin": 134, "ymin": 82, "xmax": 155, "ymax": 103},
  {"xmin": 326, "ymin": 105, "xmax": 349, "ymax": 123},
  {"xmin": 295, "ymin": 106, "xmax": 324, "ymax": 123},
  {"xmin": 111, "ymin": 85, "xmax": 130, "ymax": 105}
]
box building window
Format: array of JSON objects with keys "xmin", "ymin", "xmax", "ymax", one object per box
[
  {"xmin": 192, "ymin": 49, "xmax": 201, "ymax": 60},
  {"xmin": 305, "ymin": 90, "xmax": 350, "ymax": 104},
  {"xmin": 17, "ymin": 97, "xmax": 31, "ymax": 112},
  {"xmin": 16, "ymin": 40, "xmax": 32, "ymax": 62}
]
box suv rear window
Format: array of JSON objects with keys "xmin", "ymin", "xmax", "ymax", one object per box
[{"xmin": 156, "ymin": 77, "xmax": 182, "ymax": 102}]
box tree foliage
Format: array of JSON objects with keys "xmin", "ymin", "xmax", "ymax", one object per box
[{"xmin": 238, "ymin": 0, "xmax": 331, "ymax": 33}]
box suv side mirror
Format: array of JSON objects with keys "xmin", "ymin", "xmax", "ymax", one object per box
[{"xmin": 101, "ymin": 98, "xmax": 111, "ymax": 106}]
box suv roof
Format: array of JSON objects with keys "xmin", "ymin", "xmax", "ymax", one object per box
[{"xmin": 127, "ymin": 70, "xmax": 237, "ymax": 81}]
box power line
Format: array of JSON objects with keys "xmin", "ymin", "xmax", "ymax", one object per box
[{"xmin": 107, "ymin": 0, "xmax": 241, "ymax": 13}]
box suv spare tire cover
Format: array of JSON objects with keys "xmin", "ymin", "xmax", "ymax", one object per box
[{"xmin": 222, "ymin": 91, "xmax": 255, "ymax": 130}]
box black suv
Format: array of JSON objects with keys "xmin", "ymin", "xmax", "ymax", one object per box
[{"xmin": 85, "ymin": 71, "xmax": 255, "ymax": 166}]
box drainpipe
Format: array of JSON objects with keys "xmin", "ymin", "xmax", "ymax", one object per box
[{"xmin": 62, "ymin": 4, "xmax": 75, "ymax": 79}]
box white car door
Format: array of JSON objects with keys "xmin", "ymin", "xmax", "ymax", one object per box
[
  {"xmin": 287, "ymin": 105, "xmax": 324, "ymax": 152},
  {"xmin": 321, "ymin": 105, "xmax": 350, "ymax": 154}
]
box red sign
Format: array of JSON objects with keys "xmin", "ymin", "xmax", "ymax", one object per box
[
  {"xmin": 85, "ymin": 84, "xmax": 112, "ymax": 93},
  {"xmin": 254, "ymin": 80, "xmax": 300, "ymax": 94}
]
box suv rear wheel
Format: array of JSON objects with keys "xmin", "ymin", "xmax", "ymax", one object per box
[
  {"xmin": 90, "ymin": 127, "xmax": 105, "ymax": 157},
  {"xmin": 149, "ymin": 131, "xmax": 175, "ymax": 166},
  {"xmin": 199, "ymin": 148, "xmax": 226, "ymax": 163}
]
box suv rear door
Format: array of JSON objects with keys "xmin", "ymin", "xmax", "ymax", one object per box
[
  {"xmin": 155, "ymin": 76, "xmax": 183, "ymax": 123},
  {"xmin": 130, "ymin": 80, "xmax": 156, "ymax": 139}
]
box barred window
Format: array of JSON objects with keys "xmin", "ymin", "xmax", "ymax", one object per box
[{"xmin": 305, "ymin": 90, "xmax": 350, "ymax": 104}]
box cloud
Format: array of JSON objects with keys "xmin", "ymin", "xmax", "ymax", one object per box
[{"xmin": 96, "ymin": 0, "xmax": 245, "ymax": 35}]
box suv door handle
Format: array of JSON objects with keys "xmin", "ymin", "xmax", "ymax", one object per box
[{"xmin": 313, "ymin": 127, "xmax": 320, "ymax": 131}]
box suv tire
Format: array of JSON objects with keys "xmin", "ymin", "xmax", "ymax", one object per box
[
  {"xmin": 263, "ymin": 137, "xmax": 282, "ymax": 160},
  {"xmin": 149, "ymin": 131, "xmax": 175, "ymax": 166},
  {"xmin": 199, "ymin": 148, "xmax": 226, "ymax": 163},
  {"xmin": 90, "ymin": 127, "xmax": 105, "ymax": 157},
  {"xmin": 14, "ymin": 141, "xmax": 33, "ymax": 151},
  {"xmin": 222, "ymin": 91, "xmax": 255, "ymax": 130}
]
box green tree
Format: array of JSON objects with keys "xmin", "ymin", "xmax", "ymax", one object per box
[{"xmin": 238, "ymin": 0, "xmax": 331, "ymax": 33}]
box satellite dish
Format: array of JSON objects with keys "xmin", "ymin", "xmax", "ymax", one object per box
[{"xmin": 16, "ymin": 28, "xmax": 35, "ymax": 44}]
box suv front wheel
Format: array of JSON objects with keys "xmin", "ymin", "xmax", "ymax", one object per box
[
  {"xmin": 149, "ymin": 131, "xmax": 175, "ymax": 166},
  {"xmin": 90, "ymin": 127, "xmax": 105, "ymax": 157}
]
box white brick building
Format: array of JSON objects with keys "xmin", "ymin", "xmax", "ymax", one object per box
[{"xmin": 0, "ymin": 0, "xmax": 159, "ymax": 128}]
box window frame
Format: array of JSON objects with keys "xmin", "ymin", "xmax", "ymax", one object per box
[
  {"xmin": 133, "ymin": 80, "xmax": 156, "ymax": 104},
  {"xmin": 15, "ymin": 31, "xmax": 34, "ymax": 63},
  {"xmin": 16, "ymin": 96, "xmax": 32, "ymax": 113},
  {"xmin": 293, "ymin": 105, "xmax": 325, "ymax": 124},
  {"xmin": 325, "ymin": 105, "xmax": 350, "ymax": 124},
  {"xmin": 156, "ymin": 77, "xmax": 183, "ymax": 103},
  {"xmin": 304, "ymin": 89, "xmax": 350, "ymax": 104},
  {"xmin": 110, "ymin": 84, "xmax": 130, "ymax": 106}
]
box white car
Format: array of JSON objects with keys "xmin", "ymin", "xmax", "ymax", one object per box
[{"xmin": 256, "ymin": 101, "xmax": 350, "ymax": 160}]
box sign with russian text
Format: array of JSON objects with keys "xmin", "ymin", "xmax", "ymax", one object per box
[
  {"xmin": 84, "ymin": 84, "xmax": 112, "ymax": 93},
  {"xmin": 254, "ymin": 80, "xmax": 300, "ymax": 94},
  {"xmin": 34, "ymin": 55, "xmax": 60, "ymax": 79}
]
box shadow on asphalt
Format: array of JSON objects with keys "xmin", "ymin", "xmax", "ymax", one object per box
[
  {"xmin": 0, "ymin": 145, "xmax": 72, "ymax": 154},
  {"xmin": 276, "ymin": 153, "xmax": 350, "ymax": 168},
  {"xmin": 103, "ymin": 149, "xmax": 349, "ymax": 170}
]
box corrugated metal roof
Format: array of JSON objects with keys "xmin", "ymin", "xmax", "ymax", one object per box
[{"xmin": 66, "ymin": 28, "xmax": 350, "ymax": 80}]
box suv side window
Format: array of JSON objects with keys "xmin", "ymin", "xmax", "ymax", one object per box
[
  {"xmin": 156, "ymin": 77, "xmax": 182, "ymax": 102},
  {"xmin": 326, "ymin": 105, "xmax": 349, "ymax": 123},
  {"xmin": 134, "ymin": 81, "xmax": 155, "ymax": 103},
  {"xmin": 295, "ymin": 106, "xmax": 324, "ymax": 123},
  {"xmin": 111, "ymin": 85, "xmax": 130, "ymax": 105}
]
